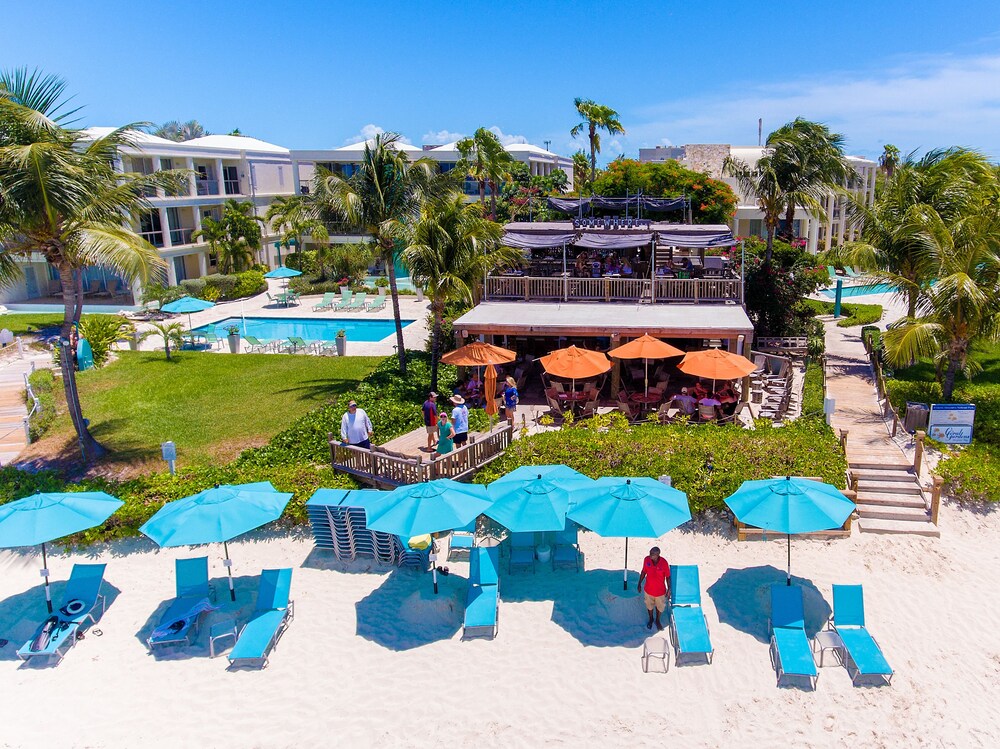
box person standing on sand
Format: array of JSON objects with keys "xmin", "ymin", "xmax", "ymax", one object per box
[
  {"xmin": 637, "ymin": 546, "xmax": 671, "ymax": 631},
  {"xmin": 422, "ymin": 391, "xmax": 438, "ymax": 451}
]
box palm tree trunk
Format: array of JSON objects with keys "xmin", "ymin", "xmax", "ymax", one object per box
[
  {"xmin": 479, "ymin": 179, "xmax": 486, "ymax": 205},
  {"xmin": 765, "ymin": 227, "xmax": 775, "ymax": 266},
  {"xmin": 942, "ymin": 357, "xmax": 961, "ymax": 401},
  {"xmin": 430, "ymin": 298, "xmax": 444, "ymax": 392},
  {"xmin": 73, "ymin": 270, "xmax": 85, "ymax": 326},
  {"xmin": 783, "ymin": 203, "xmax": 796, "ymax": 241},
  {"xmin": 489, "ymin": 181, "xmax": 497, "ymax": 221},
  {"xmin": 58, "ymin": 263, "xmax": 107, "ymax": 463},
  {"xmin": 385, "ymin": 244, "xmax": 407, "ymax": 374},
  {"xmin": 589, "ymin": 124, "xmax": 597, "ymax": 185},
  {"xmin": 164, "ymin": 336, "xmax": 171, "ymax": 361}
]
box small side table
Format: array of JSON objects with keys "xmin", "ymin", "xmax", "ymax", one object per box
[
  {"xmin": 813, "ymin": 629, "xmax": 844, "ymax": 667},
  {"xmin": 642, "ymin": 635, "xmax": 670, "ymax": 673},
  {"xmin": 209, "ymin": 618, "xmax": 238, "ymax": 658}
]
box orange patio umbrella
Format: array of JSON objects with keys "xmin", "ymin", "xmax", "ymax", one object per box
[
  {"xmin": 609, "ymin": 334, "xmax": 684, "ymax": 395},
  {"xmin": 442, "ymin": 341, "xmax": 516, "ymax": 426},
  {"xmin": 538, "ymin": 345, "xmax": 612, "ymax": 391},
  {"xmin": 677, "ymin": 348, "xmax": 757, "ymax": 391}
]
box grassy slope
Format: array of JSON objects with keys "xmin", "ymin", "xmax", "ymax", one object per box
[
  {"xmin": 0, "ymin": 313, "xmax": 72, "ymax": 335},
  {"xmin": 23, "ymin": 351, "xmax": 381, "ymax": 472}
]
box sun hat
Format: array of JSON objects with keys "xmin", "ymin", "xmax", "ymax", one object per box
[
  {"xmin": 348, "ymin": 400, "xmax": 357, "ymax": 407},
  {"xmin": 450, "ymin": 395, "xmax": 465, "ymax": 405}
]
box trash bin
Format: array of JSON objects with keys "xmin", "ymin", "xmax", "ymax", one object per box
[
  {"xmin": 536, "ymin": 544, "xmax": 552, "ymax": 564},
  {"xmin": 904, "ymin": 402, "xmax": 929, "ymax": 433}
]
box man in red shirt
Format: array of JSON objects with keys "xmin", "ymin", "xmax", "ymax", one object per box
[{"xmin": 637, "ymin": 546, "xmax": 670, "ymax": 631}]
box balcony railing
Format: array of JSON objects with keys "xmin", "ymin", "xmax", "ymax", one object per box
[
  {"xmin": 169, "ymin": 227, "xmax": 196, "ymax": 246},
  {"xmin": 139, "ymin": 231, "xmax": 164, "ymax": 248},
  {"xmin": 485, "ymin": 275, "xmax": 743, "ymax": 304},
  {"xmin": 195, "ymin": 179, "xmax": 219, "ymax": 196}
]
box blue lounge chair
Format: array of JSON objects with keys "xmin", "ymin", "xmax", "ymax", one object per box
[
  {"xmin": 332, "ymin": 290, "xmax": 354, "ymax": 311},
  {"xmin": 551, "ymin": 525, "xmax": 581, "ymax": 571},
  {"xmin": 18, "ymin": 563, "xmax": 107, "ymax": 664},
  {"xmin": 312, "ymin": 292, "xmax": 337, "ymax": 312},
  {"xmin": 508, "ymin": 531, "xmax": 536, "ymax": 574},
  {"xmin": 831, "ymin": 584, "xmax": 893, "ymax": 686},
  {"xmin": 769, "ymin": 585, "xmax": 818, "ymax": 689},
  {"xmin": 244, "ymin": 335, "xmax": 274, "ymax": 353},
  {"xmin": 228, "ymin": 568, "xmax": 294, "ymax": 669},
  {"xmin": 826, "ymin": 266, "xmax": 840, "ymax": 282},
  {"xmin": 287, "ymin": 336, "xmax": 319, "ymax": 354},
  {"xmin": 844, "ymin": 266, "xmax": 861, "ymax": 278},
  {"xmin": 147, "ymin": 556, "xmax": 216, "ymax": 652},
  {"xmin": 448, "ymin": 518, "xmax": 476, "ymax": 561},
  {"xmin": 344, "ymin": 292, "xmax": 368, "ymax": 312},
  {"xmin": 668, "ymin": 565, "xmax": 714, "ymax": 664},
  {"xmin": 463, "ymin": 547, "xmax": 500, "ymax": 640},
  {"xmin": 366, "ymin": 289, "xmax": 387, "ymax": 312}
]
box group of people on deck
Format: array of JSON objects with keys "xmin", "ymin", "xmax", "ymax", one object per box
[
  {"xmin": 573, "ymin": 251, "xmax": 635, "ymax": 278},
  {"xmin": 421, "ymin": 377, "xmax": 519, "ymax": 458},
  {"xmin": 670, "ymin": 379, "xmax": 740, "ymax": 420}
]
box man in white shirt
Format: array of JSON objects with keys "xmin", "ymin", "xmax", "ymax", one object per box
[
  {"xmin": 451, "ymin": 394, "xmax": 470, "ymax": 446},
  {"xmin": 340, "ymin": 400, "xmax": 373, "ymax": 449}
]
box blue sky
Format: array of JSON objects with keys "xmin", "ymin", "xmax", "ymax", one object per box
[{"xmin": 4, "ymin": 0, "xmax": 1000, "ymax": 160}]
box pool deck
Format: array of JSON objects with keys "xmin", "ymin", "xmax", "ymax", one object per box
[{"xmin": 128, "ymin": 280, "xmax": 431, "ymax": 357}]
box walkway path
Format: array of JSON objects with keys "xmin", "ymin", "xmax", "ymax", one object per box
[
  {"xmin": 0, "ymin": 347, "xmax": 55, "ymax": 466},
  {"xmin": 822, "ymin": 309, "xmax": 939, "ymax": 536}
]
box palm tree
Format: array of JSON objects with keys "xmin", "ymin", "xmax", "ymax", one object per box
[
  {"xmin": 0, "ymin": 67, "xmax": 80, "ymax": 123},
  {"xmin": 882, "ymin": 205, "xmax": 1000, "ymax": 400},
  {"xmin": 264, "ymin": 195, "xmax": 329, "ymax": 275},
  {"xmin": 456, "ymin": 128, "xmax": 515, "ymax": 220},
  {"xmin": 154, "ymin": 120, "xmax": 207, "ymax": 142},
  {"xmin": 140, "ymin": 321, "xmax": 185, "ymax": 361},
  {"xmin": 194, "ymin": 200, "xmax": 264, "ymax": 273},
  {"xmin": 570, "ymin": 98, "xmax": 625, "ymax": 185},
  {"xmin": 571, "ymin": 151, "xmax": 591, "ymax": 194},
  {"xmin": 723, "ymin": 154, "xmax": 786, "ymax": 265},
  {"xmin": 0, "ymin": 97, "xmax": 178, "ymax": 462},
  {"xmin": 879, "ymin": 144, "xmax": 901, "ymax": 179},
  {"xmin": 403, "ymin": 193, "xmax": 520, "ymax": 389},
  {"xmin": 191, "ymin": 215, "xmax": 230, "ymax": 272},
  {"xmin": 312, "ymin": 133, "xmax": 456, "ymax": 373}
]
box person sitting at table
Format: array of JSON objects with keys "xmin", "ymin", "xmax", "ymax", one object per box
[
  {"xmin": 575, "ymin": 255, "xmax": 588, "ymax": 277},
  {"xmin": 715, "ymin": 380, "xmax": 739, "ymax": 416},
  {"xmin": 671, "ymin": 387, "xmax": 698, "ymax": 416},
  {"xmin": 621, "ymin": 259, "xmax": 633, "ymax": 276},
  {"xmin": 656, "ymin": 265, "xmax": 670, "ymax": 276},
  {"xmin": 698, "ymin": 395, "xmax": 723, "ymax": 422},
  {"xmin": 692, "ymin": 380, "xmax": 709, "ymax": 401},
  {"xmin": 466, "ymin": 372, "xmax": 483, "ymax": 406},
  {"xmin": 591, "ymin": 260, "xmax": 602, "ymax": 277},
  {"xmin": 605, "ymin": 258, "xmax": 620, "ymax": 275}
]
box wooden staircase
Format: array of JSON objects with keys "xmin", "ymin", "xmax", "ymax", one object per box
[{"xmin": 850, "ymin": 462, "xmax": 940, "ymax": 537}]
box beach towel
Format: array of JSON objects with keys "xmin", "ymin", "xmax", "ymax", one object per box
[{"xmin": 149, "ymin": 598, "xmax": 218, "ymax": 641}]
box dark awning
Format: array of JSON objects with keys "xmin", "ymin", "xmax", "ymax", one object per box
[
  {"xmin": 547, "ymin": 196, "xmax": 688, "ymax": 213},
  {"xmin": 573, "ymin": 232, "xmax": 654, "ymax": 249},
  {"xmin": 655, "ymin": 227, "xmax": 736, "ymax": 247},
  {"xmin": 502, "ymin": 232, "xmax": 577, "ymax": 249}
]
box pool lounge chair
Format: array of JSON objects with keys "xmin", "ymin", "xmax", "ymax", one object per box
[
  {"xmin": 228, "ymin": 568, "xmax": 294, "ymax": 669},
  {"xmin": 551, "ymin": 525, "xmax": 581, "ymax": 571},
  {"xmin": 312, "ymin": 292, "xmax": 337, "ymax": 312},
  {"xmin": 826, "ymin": 266, "xmax": 840, "ymax": 282},
  {"xmin": 286, "ymin": 336, "xmax": 319, "ymax": 354},
  {"xmin": 844, "ymin": 266, "xmax": 862, "ymax": 278},
  {"xmin": 366, "ymin": 289, "xmax": 387, "ymax": 312},
  {"xmin": 244, "ymin": 335, "xmax": 275, "ymax": 353},
  {"xmin": 769, "ymin": 585, "xmax": 818, "ymax": 690},
  {"xmin": 668, "ymin": 565, "xmax": 714, "ymax": 665},
  {"xmin": 463, "ymin": 547, "xmax": 500, "ymax": 640},
  {"xmin": 332, "ymin": 290, "xmax": 354, "ymax": 311},
  {"xmin": 147, "ymin": 556, "xmax": 217, "ymax": 652},
  {"xmin": 343, "ymin": 292, "xmax": 368, "ymax": 312},
  {"xmin": 18, "ymin": 563, "xmax": 107, "ymax": 665},
  {"xmin": 831, "ymin": 584, "xmax": 893, "ymax": 686},
  {"xmin": 507, "ymin": 531, "xmax": 536, "ymax": 574},
  {"xmin": 202, "ymin": 331, "xmax": 222, "ymax": 350}
]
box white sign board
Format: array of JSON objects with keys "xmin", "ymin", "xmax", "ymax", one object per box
[{"xmin": 928, "ymin": 403, "xmax": 975, "ymax": 445}]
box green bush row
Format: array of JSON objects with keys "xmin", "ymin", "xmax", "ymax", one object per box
[
  {"xmin": 474, "ymin": 414, "xmax": 847, "ymax": 513},
  {"xmin": 936, "ymin": 444, "xmax": 1000, "ymax": 503},
  {"xmin": 288, "ymin": 277, "xmax": 416, "ymax": 297},
  {"xmin": 799, "ymin": 298, "xmax": 883, "ymax": 328},
  {"xmin": 143, "ymin": 270, "xmax": 266, "ymax": 306},
  {"xmin": 801, "ymin": 360, "xmax": 826, "ymax": 418},
  {"xmin": 24, "ymin": 368, "xmax": 57, "ymax": 441}
]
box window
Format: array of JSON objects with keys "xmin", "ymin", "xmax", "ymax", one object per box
[
  {"xmin": 278, "ymin": 166, "xmax": 285, "ymax": 187},
  {"xmin": 139, "ymin": 211, "xmax": 164, "ymax": 247},
  {"xmin": 223, "ymin": 165, "xmax": 240, "ymax": 195}
]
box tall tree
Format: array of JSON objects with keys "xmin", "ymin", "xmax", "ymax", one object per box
[
  {"xmin": 723, "ymin": 154, "xmax": 786, "ymax": 265},
  {"xmin": 0, "ymin": 67, "xmax": 80, "ymax": 123},
  {"xmin": 264, "ymin": 195, "xmax": 329, "ymax": 274},
  {"xmin": 570, "ymin": 98, "xmax": 625, "ymax": 185},
  {"xmin": 571, "ymin": 150, "xmax": 591, "ymax": 194},
  {"xmin": 313, "ymin": 133, "xmax": 456, "ymax": 373},
  {"xmin": 154, "ymin": 120, "xmax": 206, "ymax": 142},
  {"xmin": 0, "ymin": 90, "xmax": 179, "ymax": 462},
  {"xmin": 403, "ymin": 193, "xmax": 520, "ymax": 389},
  {"xmin": 879, "ymin": 144, "xmax": 901, "ymax": 179},
  {"xmin": 193, "ymin": 199, "xmax": 265, "ymax": 272},
  {"xmin": 456, "ymin": 127, "xmax": 515, "ymax": 220}
]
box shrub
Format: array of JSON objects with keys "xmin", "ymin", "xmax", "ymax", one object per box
[
  {"xmin": 799, "ymin": 298, "xmax": 883, "ymax": 328},
  {"xmin": 179, "ymin": 278, "xmax": 207, "ymax": 297},
  {"xmin": 801, "ymin": 361, "xmax": 825, "ymax": 418},
  {"xmin": 937, "ymin": 444, "xmax": 1000, "ymax": 503},
  {"xmin": 78, "ymin": 315, "xmax": 134, "ymax": 367},
  {"xmin": 141, "ymin": 282, "xmax": 185, "ymax": 307},
  {"xmin": 203, "ymin": 273, "xmax": 237, "ymax": 299},
  {"xmin": 229, "ymin": 269, "xmax": 266, "ymax": 299},
  {"xmin": 24, "ymin": 368, "xmax": 57, "ymax": 441},
  {"xmin": 285, "ymin": 250, "xmax": 318, "ymax": 275}
]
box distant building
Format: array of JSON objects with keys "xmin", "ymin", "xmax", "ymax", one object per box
[{"xmin": 638, "ymin": 144, "xmax": 877, "ymax": 253}]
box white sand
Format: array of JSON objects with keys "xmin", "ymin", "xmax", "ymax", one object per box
[{"xmin": 1, "ymin": 502, "xmax": 999, "ymax": 749}]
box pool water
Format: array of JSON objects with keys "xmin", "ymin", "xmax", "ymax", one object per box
[
  {"xmin": 365, "ymin": 275, "xmax": 415, "ymax": 292},
  {"xmin": 821, "ymin": 282, "xmax": 898, "ymax": 298},
  {"xmin": 195, "ymin": 316, "xmax": 413, "ymax": 342}
]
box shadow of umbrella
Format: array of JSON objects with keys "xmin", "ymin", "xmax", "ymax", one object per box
[
  {"xmin": 355, "ymin": 569, "xmax": 464, "ymax": 651},
  {"xmin": 706, "ymin": 565, "xmax": 831, "ymax": 642},
  {"xmin": 549, "ymin": 568, "xmax": 652, "ymax": 648}
]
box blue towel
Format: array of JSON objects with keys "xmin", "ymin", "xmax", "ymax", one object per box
[{"xmin": 150, "ymin": 597, "xmax": 218, "ymax": 641}]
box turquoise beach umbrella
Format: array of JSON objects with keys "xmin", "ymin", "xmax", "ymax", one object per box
[
  {"xmin": 486, "ymin": 467, "xmax": 593, "ymax": 532},
  {"xmin": 263, "ymin": 266, "xmax": 303, "ymax": 279},
  {"xmin": 725, "ymin": 476, "xmax": 855, "ymax": 585},
  {"xmin": 0, "ymin": 491, "xmax": 123, "ymax": 612},
  {"xmin": 161, "ymin": 295, "xmax": 215, "ymax": 331},
  {"xmin": 140, "ymin": 482, "xmax": 292, "ymax": 600}
]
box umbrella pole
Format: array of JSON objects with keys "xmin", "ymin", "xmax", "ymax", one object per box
[
  {"xmin": 41, "ymin": 542, "xmax": 52, "ymax": 613},
  {"xmin": 223, "ymin": 541, "xmax": 236, "ymax": 601},
  {"xmin": 432, "ymin": 564, "xmax": 439, "ymax": 595},
  {"xmin": 645, "ymin": 358, "xmax": 649, "ymax": 396},
  {"xmin": 623, "ymin": 537, "xmax": 629, "ymax": 591},
  {"xmin": 786, "ymin": 534, "xmax": 792, "ymax": 586}
]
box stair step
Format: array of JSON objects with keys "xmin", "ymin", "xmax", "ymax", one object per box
[
  {"xmin": 855, "ymin": 492, "xmax": 927, "ymax": 509},
  {"xmin": 852, "ymin": 468, "xmax": 917, "ymax": 482},
  {"xmin": 849, "ymin": 460, "xmax": 912, "ymax": 471},
  {"xmin": 857, "ymin": 503, "xmax": 932, "ymax": 522},
  {"xmin": 857, "ymin": 518, "xmax": 940, "ymax": 537},
  {"xmin": 856, "ymin": 480, "xmax": 923, "ymax": 495}
]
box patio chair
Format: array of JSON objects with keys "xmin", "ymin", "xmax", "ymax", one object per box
[
  {"xmin": 826, "ymin": 266, "xmax": 840, "ymax": 282},
  {"xmin": 698, "ymin": 403, "xmax": 719, "ymax": 423},
  {"xmin": 332, "ymin": 289, "xmax": 354, "ymax": 311},
  {"xmin": 227, "ymin": 568, "xmax": 295, "ymax": 669},
  {"xmin": 844, "ymin": 266, "xmax": 861, "ymax": 278},
  {"xmin": 508, "ymin": 531, "xmax": 536, "ymax": 574},
  {"xmin": 668, "ymin": 565, "xmax": 714, "ymax": 664},
  {"xmin": 656, "ymin": 403, "xmax": 676, "ymax": 424},
  {"xmin": 545, "ymin": 391, "xmax": 565, "ymax": 417},
  {"xmin": 287, "ymin": 336, "xmax": 319, "ymax": 354},
  {"xmin": 768, "ymin": 585, "xmax": 818, "ymax": 690},
  {"xmin": 147, "ymin": 556, "xmax": 217, "ymax": 652},
  {"xmin": 617, "ymin": 392, "xmax": 639, "ymax": 421},
  {"xmin": 18, "ymin": 563, "xmax": 108, "ymax": 665},
  {"xmin": 244, "ymin": 335, "xmax": 274, "ymax": 353},
  {"xmin": 448, "ymin": 518, "xmax": 476, "ymax": 561},
  {"xmin": 344, "ymin": 292, "xmax": 368, "ymax": 311},
  {"xmin": 316, "ymin": 340, "xmax": 339, "ymax": 356},
  {"xmin": 579, "ymin": 399, "xmax": 599, "ymax": 419},
  {"xmin": 312, "ymin": 292, "xmax": 337, "ymax": 312},
  {"xmin": 202, "ymin": 331, "xmax": 222, "ymax": 350},
  {"xmin": 366, "ymin": 289, "xmax": 387, "ymax": 312},
  {"xmin": 463, "ymin": 547, "xmax": 500, "ymax": 640},
  {"xmin": 551, "ymin": 525, "xmax": 581, "ymax": 571},
  {"xmin": 830, "ymin": 584, "xmax": 893, "ymax": 686}
]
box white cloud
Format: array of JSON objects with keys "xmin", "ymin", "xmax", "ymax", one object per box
[
  {"xmin": 622, "ymin": 52, "xmax": 1000, "ymax": 160},
  {"xmin": 488, "ymin": 126, "xmax": 528, "ymax": 146},
  {"xmin": 341, "ymin": 124, "xmax": 412, "ymax": 146},
  {"xmin": 422, "ymin": 129, "xmax": 465, "ymax": 144}
]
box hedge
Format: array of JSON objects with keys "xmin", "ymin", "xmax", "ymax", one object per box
[
  {"xmin": 936, "ymin": 444, "xmax": 1000, "ymax": 503},
  {"xmin": 24, "ymin": 368, "xmax": 57, "ymax": 441},
  {"xmin": 799, "ymin": 298, "xmax": 883, "ymax": 328}
]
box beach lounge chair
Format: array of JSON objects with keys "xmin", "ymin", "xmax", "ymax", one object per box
[
  {"xmin": 18, "ymin": 563, "xmax": 107, "ymax": 665},
  {"xmin": 287, "ymin": 336, "xmax": 319, "ymax": 354},
  {"xmin": 312, "ymin": 292, "xmax": 337, "ymax": 312},
  {"xmin": 344, "ymin": 292, "xmax": 368, "ymax": 311},
  {"xmin": 332, "ymin": 290, "xmax": 354, "ymax": 311},
  {"xmin": 508, "ymin": 531, "xmax": 536, "ymax": 574},
  {"xmin": 463, "ymin": 547, "xmax": 500, "ymax": 640},
  {"xmin": 551, "ymin": 525, "xmax": 581, "ymax": 571},
  {"xmin": 668, "ymin": 565, "xmax": 714, "ymax": 664},
  {"xmin": 826, "ymin": 266, "xmax": 840, "ymax": 282},
  {"xmin": 768, "ymin": 585, "xmax": 818, "ymax": 690},
  {"xmin": 448, "ymin": 518, "xmax": 476, "ymax": 561},
  {"xmin": 844, "ymin": 266, "xmax": 861, "ymax": 278},
  {"xmin": 366, "ymin": 289, "xmax": 387, "ymax": 312},
  {"xmin": 244, "ymin": 335, "xmax": 274, "ymax": 353},
  {"xmin": 147, "ymin": 556, "xmax": 217, "ymax": 652},
  {"xmin": 202, "ymin": 331, "xmax": 221, "ymax": 350},
  {"xmin": 227, "ymin": 568, "xmax": 294, "ymax": 669},
  {"xmin": 830, "ymin": 584, "xmax": 893, "ymax": 686}
]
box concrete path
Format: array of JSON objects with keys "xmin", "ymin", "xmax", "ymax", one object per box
[{"xmin": 0, "ymin": 347, "xmax": 55, "ymax": 466}]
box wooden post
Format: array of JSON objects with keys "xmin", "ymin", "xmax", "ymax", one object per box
[
  {"xmin": 930, "ymin": 474, "xmax": 943, "ymax": 524},
  {"xmin": 914, "ymin": 430, "xmax": 925, "ymax": 475},
  {"xmin": 838, "ymin": 429, "xmax": 848, "ymax": 453}
]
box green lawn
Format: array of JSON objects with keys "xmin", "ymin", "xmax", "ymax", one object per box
[
  {"xmin": 0, "ymin": 312, "xmax": 72, "ymax": 335},
  {"xmin": 27, "ymin": 351, "xmax": 381, "ymax": 472}
]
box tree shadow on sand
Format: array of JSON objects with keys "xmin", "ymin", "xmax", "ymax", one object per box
[{"xmin": 706, "ymin": 565, "xmax": 831, "ymax": 643}]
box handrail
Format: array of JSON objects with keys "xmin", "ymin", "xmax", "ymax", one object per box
[{"xmin": 485, "ymin": 275, "xmax": 741, "ymax": 304}]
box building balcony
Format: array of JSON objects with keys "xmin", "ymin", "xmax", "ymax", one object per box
[
  {"xmin": 169, "ymin": 227, "xmax": 197, "ymax": 246},
  {"xmin": 140, "ymin": 230, "xmax": 164, "ymax": 248},
  {"xmin": 195, "ymin": 179, "xmax": 220, "ymax": 196},
  {"xmin": 485, "ymin": 275, "xmax": 743, "ymax": 305}
]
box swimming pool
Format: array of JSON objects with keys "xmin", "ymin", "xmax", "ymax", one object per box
[
  {"xmin": 821, "ymin": 282, "xmax": 898, "ymax": 298},
  {"xmin": 195, "ymin": 316, "xmax": 413, "ymax": 342}
]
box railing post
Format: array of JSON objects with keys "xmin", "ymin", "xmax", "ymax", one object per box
[
  {"xmin": 930, "ymin": 474, "xmax": 943, "ymax": 524},
  {"xmin": 693, "ymin": 280, "xmax": 699, "ymax": 303},
  {"xmin": 23, "ymin": 416, "xmax": 30, "ymax": 444},
  {"xmin": 523, "ymin": 277, "xmax": 529, "ymax": 302},
  {"xmin": 914, "ymin": 430, "xmax": 925, "ymax": 475},
  {"xmin": 16, "ymin": 336, "xmax": 24, "ymax": 357},
  {"xmin": 838, "ymin": 428, "xmax": 848, "ymax": 453}
]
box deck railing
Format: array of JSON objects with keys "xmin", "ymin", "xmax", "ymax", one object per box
[
  {"xmin": 329, "ymin": 423, "xmax": 512, "ymax": 487},
  {"xmin": 485, "ymin": 275, "xmax": 741, "ymax": 304}
]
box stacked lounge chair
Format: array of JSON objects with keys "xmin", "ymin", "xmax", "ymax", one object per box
[
  {"xmin": 831, "ymin": 584, "xmax": 893, "ymax": 686},
  {"xmin": 668, "ymin": 565, "xmax": 714, "ymax": 664},
  {"xmin": 227, "ymin": 568, "xmax": 294, "ymax": 669},
  {"xmin": 769, "ymin": 585, "xmax": 818, "ymax": 689},
  {"xmin": 463, "ymin": 546, "xmax": 500, "ymax": 640},
  {"xmin": 147, "ymin": 556, "xmax": 217, "ymax": 652},
  {"xmin": 18, "ymin": 564, "xmax": 108, "ymax": 665}
]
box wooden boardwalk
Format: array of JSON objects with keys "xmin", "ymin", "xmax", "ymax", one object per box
[{"xmin": 0, "ymin": 348, "xmax": 55, "ymax": 466}]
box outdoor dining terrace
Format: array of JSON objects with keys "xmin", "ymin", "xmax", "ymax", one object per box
[{"xmin": 484, "ymin": 274, "xmax": 743, "ymax": 304}]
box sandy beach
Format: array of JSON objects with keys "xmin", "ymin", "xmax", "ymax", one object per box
[{"xmin": 1, "ymin": 498, "xmax": 998, "ymax": 749}]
